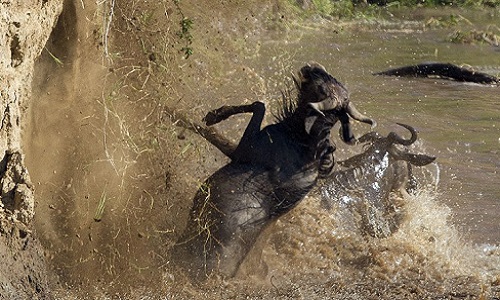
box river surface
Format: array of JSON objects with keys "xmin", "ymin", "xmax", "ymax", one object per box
[
  {"xmin": 244, "ymin": 9, "xmax": 500, "ymax": 245},
  {"xmin": 164, "ymin": 9, "xmax": 500, "ymax": 299}
]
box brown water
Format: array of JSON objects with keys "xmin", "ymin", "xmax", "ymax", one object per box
[
  {"xmin": 244, "ymin": 13, "xmax": 500, "ymax": 245},
  {"xmin": 156, "ymin": 10, "xmax": 500, "ymax": 299}
]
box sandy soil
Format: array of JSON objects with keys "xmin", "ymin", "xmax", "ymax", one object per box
[{"xmin": 1, "ymin": 1, "xmax": 65, "ymax": 299}]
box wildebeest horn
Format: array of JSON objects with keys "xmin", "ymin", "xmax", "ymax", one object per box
[
  {"xmin": 307, "ymin": 100, "xmax": 329, "ymax": 116},
  {"xmin": 387, "ymin": 123, "xmax": 417, "ymax": 146},
  {"xmin": 346, "ymin": 102, "xmax": 377, "ymax": 129}
]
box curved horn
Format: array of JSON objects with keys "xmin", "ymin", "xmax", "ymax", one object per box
[
  {"xmin": 387, "ymin": 123, "xmax": 417, "ymax": 146},
  {"xmin": 307, "ymin": 98, "xmax": 339, "ymax": 116},
  {"xmin": 308, "ymin": 102, "xmax": 325, "ymax": 116},
  {"xmin": 346, "ymin": 102, "xmax": 377, "ymax": 129},
  {"xmin": 339, "ymin": 115, "xmax": 355, "ymax": 144}
]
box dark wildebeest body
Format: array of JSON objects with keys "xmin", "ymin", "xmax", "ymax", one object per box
[
  {"xmin": 321, "ymin": 123, "xmax": 436, "ymax": 238},
  {"xmin": 172, "ymin": 63, "xmax": 376, "ymax": 280},
  {"xmin": 374, "ymin": 62, "xmax": 499, "ymax": 84}
]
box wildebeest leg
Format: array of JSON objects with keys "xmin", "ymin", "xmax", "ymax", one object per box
[
  {"xmin": 389, "ymin": 147, "xmax": 436, "ymax": 166},
  {"xmin": 203, "ymin": 102, "xmax": 264, "ymax": 126},
  {"xmin": 203, "ymin": 102, "xmax": 266, "ymax": 161},
  {"xmin": 404, "ymin": 163, "xmax": 417, "ymax": 196},
  {"xmin": 164, "ymin": 107, "xmax": 237, "ymax": 157},
  {"xmin": 339, "ymin": 114, "xmax": 355, "ymax": 144},
  {"xmin": 230, "ymin": 102, "xmax": 266, "ymax": 161},
  {"xmin": 318, "ymin": 140, "xmax": 336, "ymax": 178}
]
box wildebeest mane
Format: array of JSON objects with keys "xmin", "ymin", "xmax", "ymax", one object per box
[
  {"xmin": 273, "ymin": 72, "xmax": 305, "ymax": 123},
  {"xmin": 273, "ymin": 86, "xmax": 298, "ymax": 123}
]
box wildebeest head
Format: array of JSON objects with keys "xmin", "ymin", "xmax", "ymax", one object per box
[{"xmin": 293, "ymin": 63, "xmax": 376, "ymax": 144}]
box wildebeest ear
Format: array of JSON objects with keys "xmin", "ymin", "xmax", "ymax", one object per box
[{"xmin": 304, "ymin": 115, "xmax": 318, "ymax": 135}]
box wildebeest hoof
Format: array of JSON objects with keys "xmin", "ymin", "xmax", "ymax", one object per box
[
  {"xmin": 203, "ymin": 102, "xmax": 265, "ymax": 126},
  {"xmin": 203, "ymin": 106, "xmax": 234, "ymax": 126}
]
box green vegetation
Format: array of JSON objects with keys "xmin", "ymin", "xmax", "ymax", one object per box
[
  {"xmin": 361, "ymin": 0, "xmax": 499, "ymax": 7},
  {"xmin": 449, "ymin": 28, "xmax": 500, "ymax": 46},
  {"xmin": 178, "ymin": 17, "xmax": 194, "ymax": 58},
  {"xmin": 379, "ymin": 0, "xmax": 498, "ymax": 6},
  {"xmin": 424, "ymin": 14, "xmax": 463, "ymax": 28},
  {"xmin": 174, "ymin": 0, "xmax": 194, "ymax": 59},
  {"xmin": 296, "ymin": 0, "xmax": 499, "ymax": 19},
  {"xmin": 306, "ymin": 0, "xmax": 378, "ymax": 19}
]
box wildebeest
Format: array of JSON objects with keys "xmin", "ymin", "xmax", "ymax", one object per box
[
  {"xmin": 321, "ymin": 123, "xmax": 436, "ymax": 238},
  {"xmin": 171, "ymin": 63, "xmax": 376, "ymax": 280},
  {"xmin": 374, "ymin": 62, "xmax": 499, "ymax": 84}
]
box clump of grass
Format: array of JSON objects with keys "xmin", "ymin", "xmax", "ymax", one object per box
[
  {"xmin": 178, "ymin": 17, "xmax": 194, "ymax": 58},
  {"xmin": 371, "ymin": 0, "xmax": 499, "ymax": 7},
  {"xmin": 424, "ymin": 14, "xmax": 471, "ymax": 28},
  {"xmin": 449, "ymin": 28, "xmax": 500, "ymax": 46},
  {"xmin": 298, "ymin": 0, "xmax": 499, "ymax": 20},
  {"xmin": 174, "ymin": 0, "xmax": 194, "ymax": 59},
  {"xmin": 308, "ymin": 0, "xmax": 380, "ymax": 19}
]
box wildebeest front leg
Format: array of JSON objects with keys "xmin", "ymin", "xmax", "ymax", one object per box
[
  {"xmin": 389, "ymin": 147, "xmax": 436, "ymax": 166},
  {"xmin": 318, "ymin": 140, "xmax": 336, "ymax": 178},
  {"xmin": 203, "ymin": 102, "xmax": 263, "ymax": 126},
  {"xmin": 231, "ymin": 102, "xmax": 265, "ymax": 161}
]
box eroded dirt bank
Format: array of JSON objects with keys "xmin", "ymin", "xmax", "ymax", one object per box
[{"xmin": 1, "ymin": 1, "xmax": 63, "ymax": 299}]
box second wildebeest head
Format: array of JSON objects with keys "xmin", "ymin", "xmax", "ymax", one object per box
[
  {"xmin": 171, "ymin": 63, "xmax": 376, "ymax": 281},
  {"xmin": 321, "ymin": 123, "xmax": 436, "ymax": 238}
]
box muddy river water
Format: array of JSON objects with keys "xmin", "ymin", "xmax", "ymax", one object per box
[
  {"xmin": 246, "ymin": 10, "xmax": 499, "ymax": 245},
  {"xmin": 177, "ymin": 9, "xmax": 500, "ymax": 298}
]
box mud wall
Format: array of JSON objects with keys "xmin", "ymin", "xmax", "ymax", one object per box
[{"xmin": 0, "ymin": 1, "xmax": 63, "ymax": 299}]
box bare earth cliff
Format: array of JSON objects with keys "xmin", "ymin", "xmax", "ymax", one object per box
[
  {"xmin": 0, "ymin": 0, "xmax": 275, "ymax": 297},
  {"xmin": 1, "ymin": 1, "xmax": 63, "ymax": 299}
]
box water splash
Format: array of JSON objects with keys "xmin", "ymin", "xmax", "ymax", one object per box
[{"xmin": 153, "ymin": 184, "xmax": 499, "ymax": 299}]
